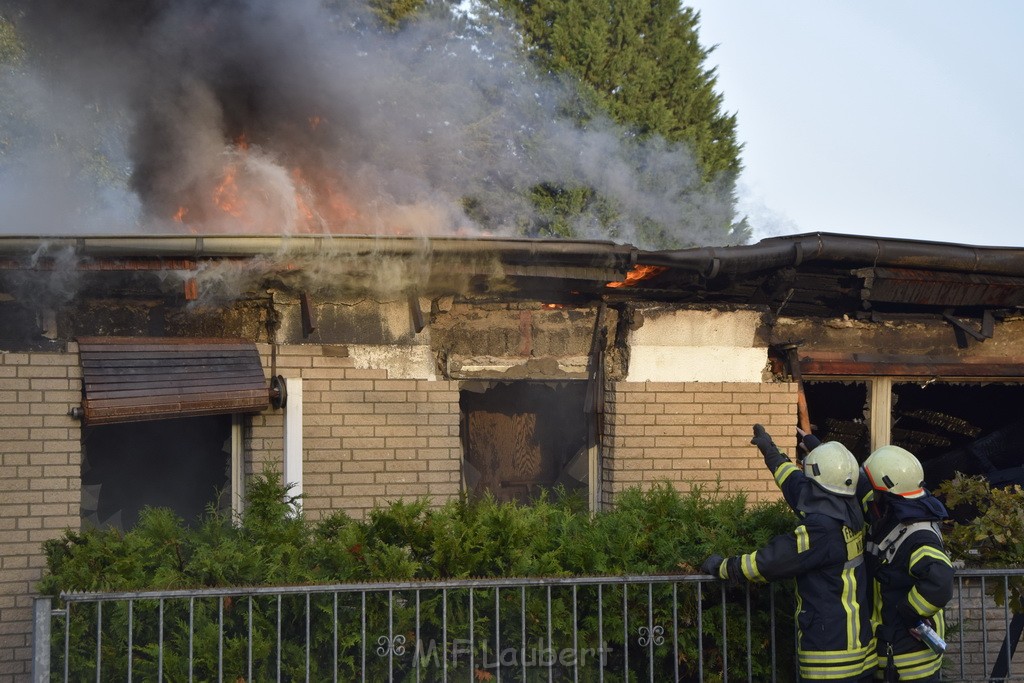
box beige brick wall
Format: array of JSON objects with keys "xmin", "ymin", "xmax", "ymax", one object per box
[
  {"xmin": 249, "ymin": 344, "xmax": 462, "ymax": 520},
  {"xmin": 0, "ymin": 349, "xmax": 80, "ymax": 682},
  {"xmin": 602, "ymin": 380, "xmax": 799, "ymax": 507}
]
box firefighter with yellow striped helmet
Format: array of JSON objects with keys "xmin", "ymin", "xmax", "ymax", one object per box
[
  {"xmin": 701, "ymin": 425, "xmax": 875, "ymax": 682},
  {"xmin": 860, "ymin": 445, "xmax": 952, "ymax": 682}
]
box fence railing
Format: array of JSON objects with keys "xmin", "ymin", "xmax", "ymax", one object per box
[{"xmin": 31, "ymin": 569, "xmax": 1024, "ymax": 682}]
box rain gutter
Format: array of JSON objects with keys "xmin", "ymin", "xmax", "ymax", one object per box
[
  {"xmin": 642, "ymin": 232, "xmax": 1024, "ymax": 278},
  {"xmin": 0, "ymin": 234, "xmax": 641, "ymax": 267}
]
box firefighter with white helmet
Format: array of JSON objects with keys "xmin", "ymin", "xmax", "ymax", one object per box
[
  {"xmin": 701, "ymin": 425, "xmax": 875, "ymax": 682},
  {"xmin": 860, "ymin": 445, "xmax": 952, "ymax": 682}
]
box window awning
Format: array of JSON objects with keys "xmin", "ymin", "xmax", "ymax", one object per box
[{"xmin": 78, "ymin": 337, "xmax": 270, "ymax": 425}]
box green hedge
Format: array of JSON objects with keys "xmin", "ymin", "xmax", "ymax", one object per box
[{"xmin": 40, "ymin": 472, "xmax": 797, "ymax": 681}]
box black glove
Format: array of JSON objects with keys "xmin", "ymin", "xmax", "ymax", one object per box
[
  {"xmin": 750, "ymin": 424, "xmax": 775, "ymax": 455},
  {"xmin": 700, "ymin": 554, "xmax": 725, "ymax": 578}
]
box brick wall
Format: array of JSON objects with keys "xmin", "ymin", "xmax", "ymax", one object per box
[
  {"xmin": 602, "ymin": 380, "xmax": 799, "ymax": 506},
  {"xmin": 0, "ymin": 348, "xmax": 80, "ymax": 682},
  {"xmin": 249, "ymin": 344, "xmax": 463, "ymax": 520}
]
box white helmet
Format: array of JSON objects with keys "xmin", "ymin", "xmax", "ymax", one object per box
[
  {"xmin": 803, "ymin": 441, "xmax": 859, "ymax": 497},
  {"xmin": 862, "ymin": 445, "xmax": 925, "ymax": 498}
]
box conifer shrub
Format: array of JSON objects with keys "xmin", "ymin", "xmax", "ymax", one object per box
[{"xmin": 40, "ymin": 472, "xmax": 796, "ymax": 680}]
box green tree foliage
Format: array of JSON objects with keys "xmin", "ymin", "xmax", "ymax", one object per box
[
  {"xmin": 40, "ymin": 472, "xmax": 795, "ymax": 680},
  {"xmin": 506, "ymin": 0, "xmax": 739, "ymax": 179},
  {"xmin": 501, "ymin": 0, "xmax": 744, "ymax": 246},
  {"xmin": 936, "ymin": 474, "xmax": 1024, "ymax": 612}
]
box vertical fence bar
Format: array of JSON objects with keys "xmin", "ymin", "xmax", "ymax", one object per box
[
  {"xmin": 547, "ymin": 585, "xmax": 554, "ymax": 683},
  {"xmin": 32, "ymin": 597, "xmax": 50, "ymax": 683},
  {"xmin": 572, "ymin": 585, "xmax": 578, "ymax": 683},
  {"xmin": 647, "ymin": 582, "xmax": 654, "ymax": 682},
  {"xmin": 956, "ymin": 576, "xmax": 964, "ymax": 680},
  {"xmin": 64, "ymin": 602, "xmax": 71, "ymax": 683},
  {"xmin": 183, "ymin": 597, "xmax": 189, "ymax": 683},
  {"xmin": 470, "ymin": 588, "xmax": 475, "ymax": 682},
  {"xmin": 277, "ymin": 594, "xmax": 283, "ymax": 683},
  {"xmin": 389, "ymin": 590, "xmax": 395, "ymax": 683},
  {"xmin": 598, "ymin": 584, "xmax": 604, "ymax": 683},
  {"xmin": 126, "ymin": 599, "xmax": 133, "ymax": 683},
  {"xmin": 520, "ymin": 586, "xmax": 526, "ymax": 683},
  {"xmin": 249, "ymin": 596, "xmax": 254, "ymax": 683},
  {"xmin": 623, "ymin": 583, "xmax": 629, "ymax": 679},
  {"xmin": 745, "ymin": 583, "xmax": 752, "ymax": 682},
  {"xmin": 1005, "ymin": 575, "xmax": 1012, "ymax": 678},
  {"xmin": 443, "ymin": 588, "xmax": 448, "ymax": 682},
  {"xmin": 414, "ymin": 590, "xmax": 421, "ymax": 683},
  {"xmin": 672, "ymin": 583, "xmax": 679, "ymax": 683},
  {"xmin": 496, "ymin": 587, "xmax": 502, "ymax": 683},
  {"xmin": 697, "ymin": 581, "xmax": 703, "ymax": 682},
  {"xmin": 305, "ymin": 592, "xmax": 311, "ymax": 683},
  {"xmin": 982, "ymin": 576, "xmax": 989, "ymax": 675},
  {"xmin": 720, "ymin": 583, "xmax": 728, "ymax": 683},
  {"xmin": 160, "ymin": 598, "xmax": 167, "ymax": 681},
  {"xmin": 218, "ymin": 596, "xmax": 224, "ymax": 683},
  {"xmin": 360, "ymin": 591, "xmax": 366, "ymax": 683},
  {"xmin": 332, "ymin": 592, "xmax": 338, "ymax": 683},
  {"xmin": 94, "ymin": 601, "xmax": 101, "ymax": 683},
  {"xmin": 769, "ymin": 584, "xmax": 777, "ymax": 683}
]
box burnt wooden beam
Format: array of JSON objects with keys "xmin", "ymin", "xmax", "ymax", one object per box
[
  {"xmin": 300, "ymin": 291, "xmax": 317, "ymax": 338},
  {"xmin": 799, "ymin": 351, "xmax": 1024, "ymax": 377}
]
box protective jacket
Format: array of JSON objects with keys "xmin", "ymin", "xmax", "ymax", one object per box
[
  {"xmin": 714, "ymin": 440, "xmax": 874, "ymax": 681},
  {"xmin": 859, "ymin": 479, "xmax": 953, "ymax": 681}
]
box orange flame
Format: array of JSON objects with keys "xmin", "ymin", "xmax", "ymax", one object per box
[
  {"xmin": 606, "ymin": 264, "xmax": 667, "ymax": 288},
  {"xmin": 172, "ymin": 206, "xmax": 188, "ymax": 223},
  {"xmin": 213, "ymin": 166, "xmax": 244, "ymax": 217}
]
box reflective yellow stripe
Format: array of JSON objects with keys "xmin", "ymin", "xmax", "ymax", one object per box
[
  {"xmin": 908, "ymin": 586, "xmax": 941, "ymax": 616},
  {"xmin": 795, "ymin": 525, "xmax": 810, "ymax": 553},
  {"xmin": 892, "ymin": 646, "xmax": 943, "ymax": 678},
  {"xmin": 798, "ymin": 643, "xmax": 874, "ymax": 678},
  {"xmin": 774, "ymin": 461, "xmax": 799, "ymax": 487},
  {"xmin": 860, "ymin": 488, "xmax": 874, "ymax": 512},
  {"xmin": 841, "ymin": 567, "xmax": 858, "ymax": 649},
  {"xmin": 741, "ymin": 551, "xmax": 765, "ymax": 582},
  {"xmin": 910, "ymin": 545, "xmax": 952, "ymax": 569}
]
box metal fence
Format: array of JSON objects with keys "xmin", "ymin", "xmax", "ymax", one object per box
[{"xmin": 32, "ymin": 569, "xmax": 1024, "ymax": 682}]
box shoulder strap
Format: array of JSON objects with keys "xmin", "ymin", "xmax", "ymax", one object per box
[{"xmin": 866, "ymin": 521, "xmax": 942, "ymax": 564}]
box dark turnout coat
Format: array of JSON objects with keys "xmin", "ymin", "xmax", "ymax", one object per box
[
  {"xmin": 713, "ymin": 448, "xmax": 874, "ymax": 682},
  {"xmin": 859, "ymin": 479, "xmax": 954, "ymax": 681}
]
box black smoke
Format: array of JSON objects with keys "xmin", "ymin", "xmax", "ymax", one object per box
[{"xmin": 0, "ymin": 0, "xmax": 741, "ymax": 245}]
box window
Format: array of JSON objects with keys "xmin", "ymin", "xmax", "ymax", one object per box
[
  {"xmin": 460, "ymin": 381, "xmax": 592, "ymax": 505},
  {"xmin": 81, "ymin": 414, "xmax": 243, "ymax": 530}
]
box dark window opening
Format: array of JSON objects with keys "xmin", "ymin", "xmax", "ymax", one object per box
[
  {"xmin": 804, "ymin": 380, "xmax": 871, "ymax": 458},
  {"xmin": 460, "ymin": 381, "xmax": 590, "ymax": 504},
  {"xmin": 892, "ymin": 382, "xmax": 1024, "ymax": 490},
  {"xmin": 81, "ymin": 414, "xmax": 232, "ymax": 531}
]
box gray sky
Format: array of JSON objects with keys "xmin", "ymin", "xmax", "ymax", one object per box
[{"xmin": 688, "ymin": 1, "xmax": 1024, "ymax": 247}]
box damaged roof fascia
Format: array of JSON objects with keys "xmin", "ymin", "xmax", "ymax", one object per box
[
  {"xmin": 644, "ymin": 232, "xmax": 1024, "ymax": 279},
  {"xmin": 4, "ymin": 231, "xmax": 1024, "ymax": 277}
]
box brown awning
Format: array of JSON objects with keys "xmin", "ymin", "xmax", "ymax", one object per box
[{"xmin": 78, "ymin": 337, "xmax": 270, "ymax": 425}]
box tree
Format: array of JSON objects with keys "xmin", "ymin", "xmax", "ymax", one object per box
[{"xmin": 495, "ymin": 0, "xmax": 744, "ymax": 246}]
